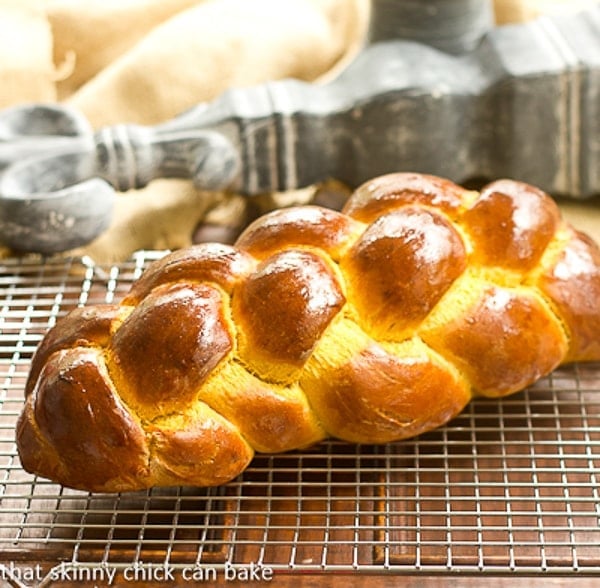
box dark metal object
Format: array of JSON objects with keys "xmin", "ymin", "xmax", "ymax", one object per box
[{"xmin": 1, "ymin": 0, "xmax": 599, "ymax": 254}]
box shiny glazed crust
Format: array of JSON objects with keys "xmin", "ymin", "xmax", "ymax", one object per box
[{"xmin": 16, "ymin": 173, "xmax": 600, "ymax": 492}]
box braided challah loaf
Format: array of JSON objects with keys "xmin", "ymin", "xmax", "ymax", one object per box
[{"xmin": 17, "ymin": 173, "xmax": 600, "ymax": 492}]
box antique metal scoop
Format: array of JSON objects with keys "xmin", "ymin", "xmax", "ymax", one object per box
[{"xmin": 1, "ymin": 0, "xmax": 599, "ymax": 254}]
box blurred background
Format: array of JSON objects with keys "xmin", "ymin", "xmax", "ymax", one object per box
[{"xmin": 0, "ymin": 0, "xmax": 598, "ymax": 261}]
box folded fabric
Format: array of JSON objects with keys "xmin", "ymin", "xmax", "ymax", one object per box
[
  {"xmin": 0, "ymin": 0, "xmax": 56, "ymax": 108},
  {"xmin": 65, "ymin": 0, "xmax": 369, "ymax": 127},
  {"xmin": 48, "ymin": 0, "xmax": 202, "ymax": 100}
]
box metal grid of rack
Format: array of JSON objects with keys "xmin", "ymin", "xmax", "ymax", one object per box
[{"xmin": 0, "ymin": 252, "xmax": 599, "ymax": 584}]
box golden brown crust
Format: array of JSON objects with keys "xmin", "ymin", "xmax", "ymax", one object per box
[
  {"xmin": 109, "ymin": 282, "xmax": 233, "ymax": 417},
  {"xmin": 538, "ymin": 229, "xmax": 600, "ymax": 361},
  {"xmin": 301, "ymin": 341, "xmax": 471, "ymax": 444},
  {"xmin": 198, "ymin": 361, "xmax": 325, "ymax": 453},
  {"xmin": 342, "ymin": 206, "xmax": 468, "ymax": 339},
  {"xmin": 232, "ymin": 249, "xmax": 345, "ymax": 380},
  {"xmin": 147, "ymin": 407, "xmax": 253, "ymax": 488},
  {"xmin": 16, "ymin": 172, "xmax": 600, "ymax": 492},
  {"xmin": 342, "ymin": 172, "xmax": 469, "ymax": 223},
  {"xmin": 421, "ymin": 285, "xmax": 568, "ymax": 396},
  {"xmin": 123, "ymin": 243, "xmax": 255, "ymax": 305},
  {"xmin": 236, "ymin": 206, "xmax": 363, "ymax": 262},
  {"xmin": 19, "ymin": 348, "xmax": 149, "ymax": 492},
  {"xmin": 463, "ymin": 179, "xmax": 561, "ymax": 270},
  {"xmin": 25, "ymin": 305, "xmax": 120, "ymax": 397}
]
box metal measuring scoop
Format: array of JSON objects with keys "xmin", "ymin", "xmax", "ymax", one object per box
[{"xmin": 1, "ymin": 0, "xmax": 598, "ymax": 254}]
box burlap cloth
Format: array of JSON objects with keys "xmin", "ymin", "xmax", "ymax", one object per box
[{"xmin": 1, "ymin": 0, "xmax": 599, "ymax": 261}]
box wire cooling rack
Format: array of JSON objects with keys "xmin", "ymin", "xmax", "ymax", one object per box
[{"xmin": 0, "ymin": 252, "xmax": 599, "ymax": 585}]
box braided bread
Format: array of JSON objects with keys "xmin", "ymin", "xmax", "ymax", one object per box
[{"xmin": 16, "ymin": 173, "xmax": 600, "ymax": 492}]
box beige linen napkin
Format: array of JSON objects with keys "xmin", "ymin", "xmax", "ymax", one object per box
[
  {"xmin": 48, "ymin": 0, "xmax": 203, "ymax": 100},
  {"xmin": 65, "ymin": 0, "xmax": 369, "ymax": 127},
  {"xmin": 0, "ymin": 0, "xmax": 56, "ymax": 108}
]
